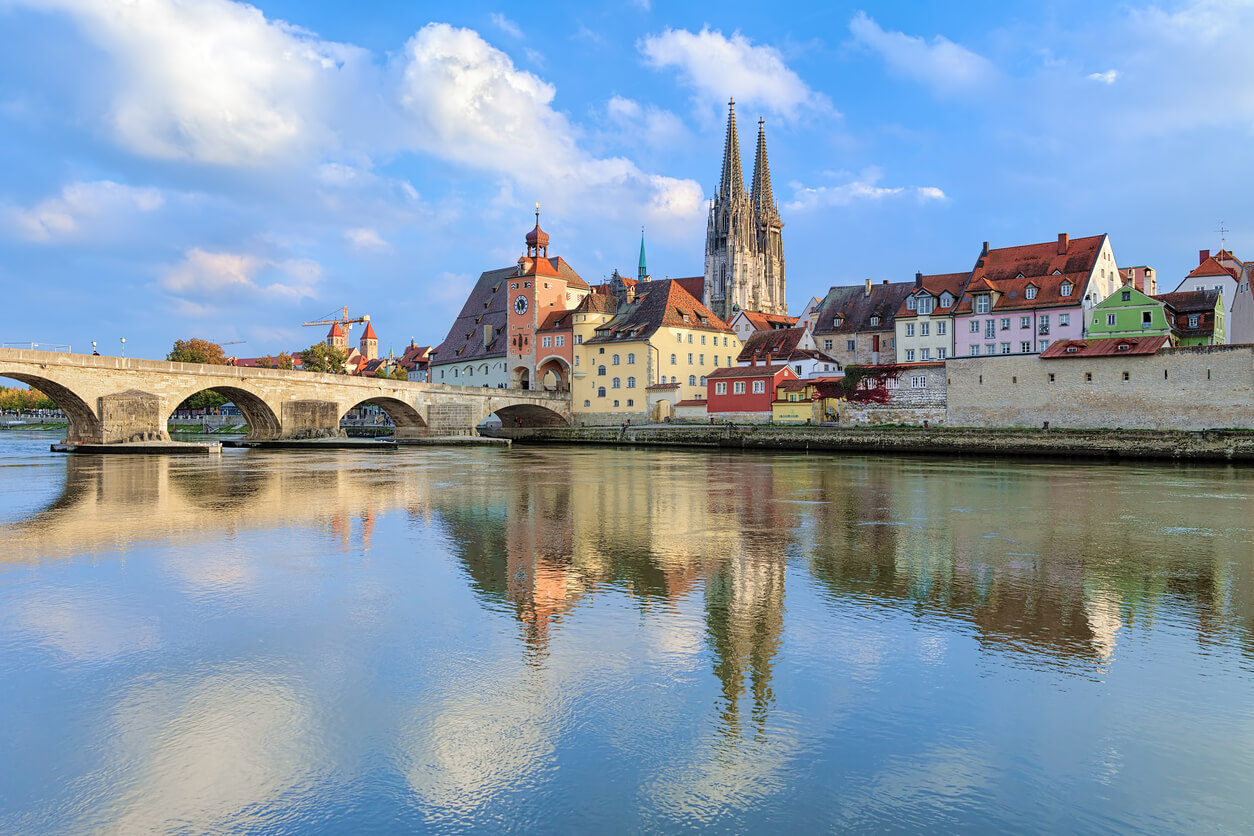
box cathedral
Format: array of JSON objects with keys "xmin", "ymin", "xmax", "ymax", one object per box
[{"xmin": 703, "ymin": 99, "xmax": 786, "ymax": 322}]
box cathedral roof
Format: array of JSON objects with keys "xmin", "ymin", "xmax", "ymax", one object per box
[{"xmin": 718, "ymin": 99, "xmax": 745, "ymax": 200}]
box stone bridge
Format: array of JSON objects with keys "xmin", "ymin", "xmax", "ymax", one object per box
[{"xmin": 0, "ymin": 348, "xmax": 571, "ymax": 444}]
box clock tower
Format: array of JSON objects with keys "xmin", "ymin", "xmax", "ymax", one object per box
[{"xmin": 508, "ymin": 206, "xmax": 567, "ymax": 389}]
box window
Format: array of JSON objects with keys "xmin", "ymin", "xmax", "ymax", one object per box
[
  {"xmin": 1025, "ymin": 286, "xmax": 1038, "ymax": 300},
  {"xmin": 599, "ymin": 347, "xmax": 605, "ymax": 354},
  {"xmin": 627, "ymin": 353, "xmax": 635, "ymax": 364},
  {"xmin": 937, "ymin": 348, "xmax": 947, "ymax": 359},
  {"xmin": 1020, "ymin": 341, "xmax": 1032, "ymax": 353},
  {"xmin": 985, "ymin": 320, "xmax": 996, "ymax": 340},
  {"xmin": 574, "ymin": 356, "xmax": 580, "ymax": 367},
  {"xmin": 846, "ymin": 339, "xmax": 856, "ymax": 351},
  {"xmin": 970, "ymin": 320, "xmax": 980, "ymax": 333},
  {"xmin": 687, "ymin": 334, "xmax": 693, "ymax": 344},
  {"xmin": 1122, "ymin": 371, "xmax": 1130, "ymax": 382},
  {"xmin": 687, "ymin": 353, "xmax": 693, "ymax": 365},
  {"xmin": 1084, "ymin": 372, "xmax": 1092, "ymax": 383},
  {"xmin": 699, "ymin": 354, "xmax": 704, "ymax": 364},
  {"xmin": 700, "ymin": 376, "xmax": 706, "ymax": 385},
  {"xmin": 626, "ymin": 376, "xmax": 637, "ymax": 388},
  {"xmin": 733, "ymin": 381, "xmax": 746, "ymax": 394},
  {"xmin": 794, "ymin": 365, "xmax": 802, "ymax": 375},
  {"xmin": 671, "ymin": 376, "xmax": 677, "ymax": 383},
  {"xmin": 541, "ymin": 336, "xmax": 551, "ymax": 348},
  {"xmin": 752, "ymin": 380, "xmax": 766, "ymax": 394},
  {"xmin": 937, "ymin": 321, "xmax": 946, "ymax": 335},
  {"xmin": 612, "ymin": 354, "xmax": 620, "ymax": 365},
  {"xmin": 921, "ymin": 348, "xmax": 931, "ymax": 360},
  {"xmin": 1001, "ymin": 343, "xmax": 1011, "ymax": 354},
  {"xmin": 688, "ymin": 375, "xmax": 697, "ymax": 386},
  {"xmin": 670, "ymin": 354, "xmax": 677, "ymax": 365},
  {"xmin": 727, "ymin": 356, "xmax": 732, "ymax": 366},
  {"xmin": 612, "ymin": 377, "xmax": 621, "ymax": 389},
  {"xmin": 985, "ymin": 344, "xmax": 996, "ymax": 355},
  {"xmin": 1047, "ymin": 374, "xmax": 1055, "ymax": 383},
  {"xmin": 1059, "ymin": 313, "xmax": 1070, "ymax": 327},
  {"xmin": 976, "ymin": 295, "xmax": 991, "ymax": 313},
  {"xmin": 1121, "ymin": 290, "xmax": 1132, "ymax": 301},
  {"xmin": 970, "ymin": 345, "xmax": 979, "ymax": 356},
  {"xmin": 613, "ymin": 400, "xmax": 619, "ymax": 407},
  {"xmin": 911, "ymin": 375, "xmax": 927, "ymax": 388},
  {"xmin": 627, "ymin": 399, "xmax": 634, "ymax": 407},
  {"xmin": 676, "ymin": 333, "xmax": 682, "ymax": 343},
  {"xmin": 906, "ymin": 297, "xmax": 916, "ymax": 310},
  {"xmin": 598, "ymin": 365, "xmax": 606, "ymax": 376},
  {"xmin": 1000, "ymin": 318, "xmax": 1011, "ymax": 331},
  {"xmin": 870, "ymin": 316, "xmax": 880, "ymax": 326},
  {"xmin": 597, "ymin": 386, "xmax": 606, "ymax": 397},
  {"xmin": 824, "ymin": 339, "xmax": 833, "ymax": 350},
  {"xmin": 713, "ymin": 356, "xmax": 719, "ymax": 366},
  {"xmin": 941, "ymin": 293, "xmax": 953, "ymax": 307},
  {"xmin": 905, "ymin": 349, "xmax": 915, "ymax": 361},
  {"xmin": 556, "ymin": 336, "xmax": 565, "ymax": 347},
  {"xmin": 1020, "ymin": 316, "xmax": 1031, "ymax": 329},
  {"xmin": 701, "ymin": 335, "xmax": 706, "ymax": 345},
  {"xmin": 921, "ymin": 323, "xmax": 931, "ymax": 337},
  {"xmin": 715, "ymin": 382, "xmax": 727, "ymax": 394},
  {"xmin": 906, "ymin": 323, "xmax": 916, "ymax": 337},
  {"xmin": 575, "ymin": 335, "xmax": 583, "ymax": 345},
  {"xmin": 583, "ymin": 399, "xmax": 591, "ymax": 407},
  {"xmin": 1039, "ymin": 314, "xmax": 1051, "ymax": 336},
  {"xmin": 917, "ymin": 297, "xmax": 934, "ymax": 314},
  {"xmin": 1188, "ymin": 314, "xmax": 1200, "ymax": 328},
  {"xmin": 1061, "ymin": 282, "xmax": 1072, "ymax": 297},
  {"xmin": 1106, "ymin": 313, "xmax": 1117, "ymax": 326}
]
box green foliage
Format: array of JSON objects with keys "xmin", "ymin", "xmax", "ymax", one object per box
[
  {"xmin": 275, "ymin": 353, "xmax": 295, "ymax": 370},
  {"xmin": 168, "ymin": 338, "xmax": 228, "ymax": 365},
  {"xmin": 299, "ymin": 342, "xmax": 348, "ymax": 374},
  {"xmin": 391, "ymin": 366, "xmax": 409, "ymax": 380},
  {"xmin": 0, "ymin": 385, "xmax": 57, "ymax": 411},
  {"xmin": 179, "ymin": 390, "xmax": 229, "ymax": 410}
]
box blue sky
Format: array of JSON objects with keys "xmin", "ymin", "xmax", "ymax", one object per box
[{"xmin": 1, "ymin": 0, "xmax": 1250, "ymax": 360}]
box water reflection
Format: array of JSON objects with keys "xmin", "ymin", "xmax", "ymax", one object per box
[{"xmin": 2, "ymin": 446, "xmax": 1254, "ymax": 830}]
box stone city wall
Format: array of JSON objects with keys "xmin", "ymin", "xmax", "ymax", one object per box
[
  {"xmin": 843, "ymin": 364, "xmax": 946, "ymax": 427},
  {"xmin": 946, "ymin": 345, "xmax": 1254, "ymax": 430}
]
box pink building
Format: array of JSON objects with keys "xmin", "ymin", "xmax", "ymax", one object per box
[{"xmin": 953, "ymin": 233, "xmax": 1120, "ymax": 357}]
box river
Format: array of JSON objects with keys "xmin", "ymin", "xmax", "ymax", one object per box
[{"xmin": 1, "ymin": 430, "xmax": 1252, "ymax": 833}]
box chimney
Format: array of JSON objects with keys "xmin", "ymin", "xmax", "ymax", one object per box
[
  {"xmin": 483, "ymin": 324, "xmax": 493, "ymax": 348},
  {"xmin": 1199, "ymin": 249, "xmax": 1210, "ymax": 265},
  {"xmin": 915, "ymin": 271, "xmax": 923, "ymax": 288},
  {"xmin": 864, "ymin": 278, "xmax": 871, "ymax": 297},
  {"xmin": 981, "ymin": 241, "xmax": 989, "ymax": 257},
  {"xmin": 1057, "ymin": 233, "xmax": 1068, "ymax": 255},
  {"xmin": 882, "ymin": 279, "xmax": 889, "ymax": 285}
]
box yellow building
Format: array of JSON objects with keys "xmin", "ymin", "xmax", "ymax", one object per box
[
  {"xmin": 572, "ymin": 278, "xmax": 741, "ymax": 424},
  {"xmin": 771, "ymin": 377, "xmax": 843, "ymax": 424}
]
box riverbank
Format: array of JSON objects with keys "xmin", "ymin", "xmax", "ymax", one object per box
[{"xmin": 498, "ymin": 423, "xmax": 1254, "ymax": 462}]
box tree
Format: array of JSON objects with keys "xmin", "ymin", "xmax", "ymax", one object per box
[
  {"xmin": 275, "ymin": 353, "xmax": 295, "ymax": 370},
  {"xmin": 168, "ymin": 338, "xmax": 228, "ymax": 365},
  {"xmin": 299, "ymin": 342, "xmax": 348, "ymax": 374},
  {"xmin": 391, "ymin": 366, "xmax": 409, "ymax": 381},
  {"xmin": 180, "ymin": 390, "xmax": 228, "ymax": 411},
  {"xmin": 255, "ymin": 355, "xmax": 275, "ymax": 369},
  {"xmin": 0, "ymin": 385, "xmax": 56, "ymax": 412}
]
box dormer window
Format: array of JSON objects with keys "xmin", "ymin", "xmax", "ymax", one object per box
[
  {"xmin": 975, "ymin": 295, "xmax": 991, "ymax": 314},
  {"xmin": 870, "ymin": 315, "xmax": 880, "ymax": 327},
  {"xmin": 1025, "ymin": 286, "xmax": 1038, "ymax": 300},
  {"xmin": 1016, "ymin": 273, "xmax": 1025, "ymax": 280},
  {"xmin": 1066, "ymin": 345, "xmax": 1079, "ymax": 353},
  {"xmin": 916, "ymin": 297, "xmax": 934, "ymax": 315},
  {"xmin": 1060, "ymin": 282, "xmax": 1072, "ymax": 297},
  {"xmin": 906, "ymin": 297, "xmax": 916, "ymax": 310},
  {"xmin": 1117, "ymin": 343, "xmax": 1131, "ymax": 351},
  {"xmin": 1053, "ymin": 269, "xmax": 1062, "ymax": 275},
  {"xmin": 940, "ymin": 293, "xmax": 953, "ymax": 308}
]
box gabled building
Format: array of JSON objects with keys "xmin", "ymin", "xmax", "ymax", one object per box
[
  {"xmin": 574, "ymin": 278, "xmax": 739, "ymax": 424},
  {"xmin": 894, "ymin": 271, "xmax": 969, "ymax": 362},
  {"xmin": 728, "ymin": 309, "xmax": 798, "ymax": 342},
  {"xmin": 953, "ymin": 233, "xmax": 1120, "ymax": 357},
  {"xmin": 736, "ymin": 327, "xmax": 841, "ymax": 378},
  {"xmin": 398, "ymin": 342, "xmax": 433, "ymax": 382},
  {"xmin": 706, "ymin": 364, "xmax": 797, "ymax": 421},
  {"xmin": 1156, "ymin": 289, "xmax": 1225, "ymax": 345},
  {"xmin": 810, "ymin": 279, "xmax": 914, "ymax": 367},
  {"xmin": 1172, "ymin": 249, "xmax": 1240, "ymax": 318},
  {"xmin": 1087, "ymin": 285, "xmax": 1171, "ymax": 340}
]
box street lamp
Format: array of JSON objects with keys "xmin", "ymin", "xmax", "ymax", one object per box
[
  {"xmin": 120, "ymin": 337, "xmax": 126, "ymax": 357},
  {"xmin": 91, "ymin": 341, "xmax": 98, "ymax": 356}
]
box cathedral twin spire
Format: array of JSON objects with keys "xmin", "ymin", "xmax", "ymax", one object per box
[{"xmin": 705, "ymin": 99, "xmax": 786, "ymax": 320}]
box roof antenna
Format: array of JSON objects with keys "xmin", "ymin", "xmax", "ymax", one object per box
[{"xmin": 1217, "ymin": 220, "xmax": 1229, "ymax": 252}]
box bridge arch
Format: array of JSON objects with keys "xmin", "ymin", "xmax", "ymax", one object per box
[
  {"xmin": 0, "ymin": 372, "xmax": 103, "ymax": 443},
  {"xmin": 491, "ymin": 403, "xmax": 570, "ymax": 429},
  {"xmin": 536, "ymin": 356, "xmax": 570, "ymax": 392},
  {"xmin": 168, "ymin": 386, "xmax": 281, "ymax": 440},
  {"xmin": 341, "ymin": 396, "xmax": 427, "ymax": 437}
]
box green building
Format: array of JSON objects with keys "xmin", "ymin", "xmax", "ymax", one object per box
[{"xmin": 1087, "ymin": 286, "xmax": 1171, "ymax": 339}]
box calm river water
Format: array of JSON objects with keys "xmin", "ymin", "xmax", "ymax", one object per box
[{"xmin": 1, "ymin": 431, "xmax": 1252, "ymax": 833}]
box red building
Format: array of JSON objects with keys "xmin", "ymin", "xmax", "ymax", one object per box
[{"xmin": 705, "ymin": 364, "xmax": 797, "ymax": 419}]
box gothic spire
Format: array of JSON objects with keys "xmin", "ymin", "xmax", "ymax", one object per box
[
  {"xmin": 718, "ymin": 98, "xmax": 744, "ymax": 200},
  {"xmin": 638, "ymin": 228, "xmax": 648, "ymax": 282},
  {"xmin": 751, "ymin": 117, "xmax": 776, "ymax": 220}
]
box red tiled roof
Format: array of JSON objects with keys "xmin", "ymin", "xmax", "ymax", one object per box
[
  {"xmin": 645, "ymin": 382, "xmax": 680, "ymax": 390},
  {"xmin": 1185, "ymin": 256, "xmax": 1238, "ymax": 280},
  {"xmin": 360, "ymin": 321, "xmax": 377, "ymax": 341},
  {"xmin": 673, "ymin": 276, "xmax": 706, "ymax": 301},
  {"xmin": 738, "ymin": 310, "xmax": 798, "ymax": 331},
  {"xmin": 575, "ymin": 292, "xmax": 618, "ymax": 315},
  {"xmin": 706, "ymin": 364, "xmax": 794, "ymax": 379},
  {"xmin": 1040, "ymin": 336, "xmax": 1168, "ymax": 358},
  {"xmin": 588, "ymin": 279, "xmax": 732, "ymax": 344},
  {"xmin": 674, "ymin": 399, "xmax": 707, "ymax": 407},
  {"xmin": 737, "ymin": 327, "xmax": 805, "ymax": 363},
  {"xmin": 398, "ymin": 344, "xmax": 431, "ymax": 371},
  {"xmin": 536, "ymin": 310, "xmax": 573, "ymax": 332},
  {"xmin": 896, "ymin": 272, "xmax": 969, "ymax": 318},
  {"xmin": 978, "ymin": 234, "xmax": 1105, "ymax": 282},
  {"xmin": 328, "ymin": 322, "xmax": 344, "ymax": 338}
]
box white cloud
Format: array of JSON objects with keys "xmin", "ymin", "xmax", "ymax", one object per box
[
  {"xmin": 639, "ymin": 27, "xmax": 828, "ymax": 118},
  {"xmin": 345, "ymin": 227, "xmax": 391, "ymax": 252},
  {"xmin": 605, "ymin": 96, "xmax": 689, "ymax": 148},
  {"xmin": 849, "ymin": 12, "xmax": 995, "ymax": 95},
  {"xmin": 786, "ymin": 168, "xmax": 946, "ymax": 211},
  {"xmin": 396, "ymin": 24, "xmax": 704, "ymax": 230},
  {"xmin": 162, "ymin": 248, "xmax": 322, "ymax": 300},
  {"xmin": 6, "ymin": 180, "xmax": 164, "ymax": 242},
  {"xmin": 489, "ymin": 13, "xmax": 522, "ymax": 39},
  {"xmin": 20, "ymin": 0, "xmax": 369, "ymax": 165},
  {"xmin": 1088, "ymin": 69, "xmax": 1120, "ymax": 85}
]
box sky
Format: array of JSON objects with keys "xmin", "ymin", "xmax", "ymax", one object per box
[{"xmin": 1, "ymin": 0, "xmax": 1251, "ymax": 361}]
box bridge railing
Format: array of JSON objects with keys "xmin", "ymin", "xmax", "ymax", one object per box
[{"xmin": 2, "ymin": 342, "xmax": 71, "ymax": 353}]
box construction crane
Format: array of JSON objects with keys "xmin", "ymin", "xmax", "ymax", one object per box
[
  {"xmin": 302, "ymin": 307, "xmax": 370, "ymax": 337},
  {"xmin": 208, "ymin": 339, "xmax": 246, "ymax": 347}
]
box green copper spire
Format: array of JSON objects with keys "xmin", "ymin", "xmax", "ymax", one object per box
[{"xmin": 638, "ymin": 228, "xmax": 648, "ymax": 281}]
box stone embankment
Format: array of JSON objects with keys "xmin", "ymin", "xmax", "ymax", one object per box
[{"xmin": 496, "ymin": 423, "xmax": 1254, "ymax": 462}]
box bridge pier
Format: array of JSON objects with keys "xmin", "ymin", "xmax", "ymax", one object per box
[
  {"xmin": 99, "ymin": 390, "xmax": 169, "ymax": 443},
  {"xmin": 280, "ymin": 400, "xmax": 344, "ymax": 440}
]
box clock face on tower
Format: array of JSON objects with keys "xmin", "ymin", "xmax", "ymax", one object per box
[{"xmin": 514, "ymin": 295, "xmax": 528, "ymax": 315}]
